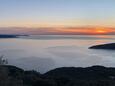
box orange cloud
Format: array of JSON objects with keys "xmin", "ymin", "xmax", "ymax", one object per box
[
  {"xmin": 53, "ymin": 26, "xmax": 115, "ymax": 35},
  {"xmin": 0, "ymin": 26, "xmax": 115, "ymax": 35}
]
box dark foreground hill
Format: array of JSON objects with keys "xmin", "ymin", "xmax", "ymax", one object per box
[
  {"xmin": 1, "ymin": 65, "xmax": 115, "ymax": 86},
  {"xmin": 44, "ymin": 66, "xmax": 115, "ymax": 80},
  {"xmin": 89, "ymin": 43, "xmax": 115, "ymax": 50}
]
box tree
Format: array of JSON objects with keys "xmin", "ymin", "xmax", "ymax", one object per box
[{"xmin": 0, "ymin": 55, "xmax": 8, "ymax": 65}]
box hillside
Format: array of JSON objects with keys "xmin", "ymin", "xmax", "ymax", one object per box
[{"xmin": 1, "ymin": 65, "xmax": 115, "ymax": 86}]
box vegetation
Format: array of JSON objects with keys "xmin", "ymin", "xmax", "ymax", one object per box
[
  {"xmin": 0, "ymin": 65, "xmax": 115, "ymax": 86},
  {"xmin": 0, "ymin": 55, "xmax": 8, "ymax": 65}
]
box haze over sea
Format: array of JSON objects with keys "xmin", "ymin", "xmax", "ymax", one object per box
[{"xmin": 0, "ymin": 35, "xmax": 115, "ymax": 73}]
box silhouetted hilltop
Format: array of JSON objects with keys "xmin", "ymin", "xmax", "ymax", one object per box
[
  {"xmin": 44, "ymin": 65, "xmax": 115, "ymax": 80},
  {"xmin": 1, "ymin": 65, "xmax": 115, "ymax": 86},
  {"xmin": 0, "ymin": 65, "xmax": 24, "ymax": 77},
  {"xmin": 89, "ymin": 43, "xmax": 115, "ymax": 50}
]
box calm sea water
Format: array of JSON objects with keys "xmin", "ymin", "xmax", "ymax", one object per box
[{"xmin": 0, "ymin": 35, "xmax": 115, "ymax": 73}]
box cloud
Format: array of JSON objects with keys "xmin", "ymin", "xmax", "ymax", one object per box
[{"xmin": 0, "ymin": 26, "xmax": 115, "ymax": 35}]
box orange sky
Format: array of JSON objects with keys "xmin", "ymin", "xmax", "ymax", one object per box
[
  {"xmin": 1, "ymin": 0, "xmax": 115, "ymax": 35},
  {"xmin": 0, "ymin": 26, "xmax": 115, "ymax": 35},
  {"xmin": 44, "ymin": 26, "xmax": 114, "ymax": 34}
]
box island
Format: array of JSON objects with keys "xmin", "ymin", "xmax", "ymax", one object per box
[{"xmin": 89, "ymin": 43, "xmax": 115, "ymax": 50}]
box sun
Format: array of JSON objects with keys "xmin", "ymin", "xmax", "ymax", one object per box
[
  {"xmin": 95, "ymin": 27, "xmax": 108, "ymax": 34},
  {"xmin": 96, "ymin": 30, "xmax": 106, "ymax": 33}
]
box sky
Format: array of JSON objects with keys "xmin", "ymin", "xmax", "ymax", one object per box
[{"xmin": 0, "ymin": 0, "xmax": 115, "ymax": 35}]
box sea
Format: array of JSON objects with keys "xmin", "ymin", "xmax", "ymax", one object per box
[{"xmin": 0, "ymin": 35, "xmax": 115, "ymax": 73}]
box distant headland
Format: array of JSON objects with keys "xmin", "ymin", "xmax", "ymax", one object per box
[
  {"xmin": 89, "ymin": 43, "xmax": 115, "ymax": 50},
  {"xmin": 0, "ymin": 34, "xmax": 28, "ymax": 38}
]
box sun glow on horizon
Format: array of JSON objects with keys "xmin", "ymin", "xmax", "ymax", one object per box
[
  {"xmin": 0, "ymin": 25, "xmax": 115, "ymax": 35},
  {"xmin": 96, "ymin": 30, "xmax": 107, "ymax": 33},
  {"xmin": 94, "ymin": 27, "xmax": 113, "ymax": 34}
]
